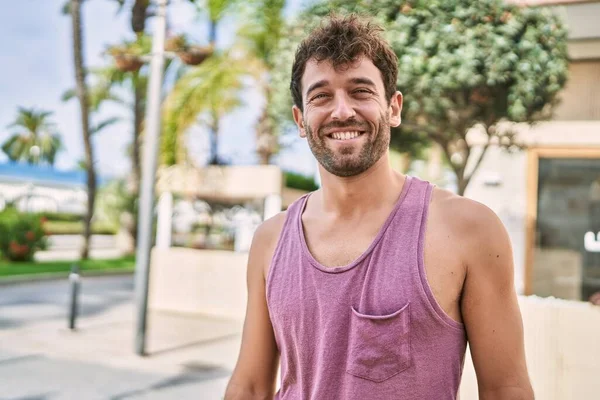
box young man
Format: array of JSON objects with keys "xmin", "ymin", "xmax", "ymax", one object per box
[{"xmin": 225, "ymin": 15, "xmax": 533, "ymax": 400}]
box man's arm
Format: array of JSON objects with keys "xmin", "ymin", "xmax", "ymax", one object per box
[
  {"xmin": 224, "ymin": 214, "xmax": 285, "ymax": 400},
  {"xmin": 460, "ymin": 200, "xmax": 534, "ymax": 400}
]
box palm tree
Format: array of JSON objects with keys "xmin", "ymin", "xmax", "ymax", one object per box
[
  {"xmin": 238, "ymin": 0, "xmax": 286, "ymax": 164},
  {"xmin": 160, "ymin": 0, "xmax": 240, "ymax": 166},
  {"xmin": 64, "ymin": 53, "xmax": 146, "ymax": 191},
  {"xmin": 203, "ymin": 0, "xmax": 240, "ymax": 165},
  {"xmin": 162, "ymin": 52, "xmax": 248, "ymax": 165},
  {"xmin": 2, "ymin": 108, "xmax": 63, "ymax": 165},
  {"xmin": 70, "ymin": 0, "xmax": 96, "ymax": 260}
]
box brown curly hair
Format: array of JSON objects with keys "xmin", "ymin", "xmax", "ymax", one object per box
[{"xmin": 290, "ymin": 14, "xmax": 399, "ymax": 111}]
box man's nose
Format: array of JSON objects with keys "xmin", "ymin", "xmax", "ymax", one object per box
[{"xmin": 331, "ymin": 95, "xmax": 356, "ymax": 121}]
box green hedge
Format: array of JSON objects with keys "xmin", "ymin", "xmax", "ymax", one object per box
[
  {"xmin": 284, "ymin": 171, "xmax": 319, "ymax": 192},
  {"xmin": 36, "ymin": 211, "xmax": 83, "ymax": 222},
  {"xmin": 44, "ymin": 221, "xmax": 118, "ymax": 236}
]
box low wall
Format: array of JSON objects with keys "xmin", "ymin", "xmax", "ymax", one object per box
[
  {"xmin": 148, "ymin": 247, "xmax": 248, "ymax": 320},
  {"xmin": 460, "ymin": 296, "xmax": 600, "ymax": 399},
  {"xmin": 148, "ymin": 247, "xmax": 600, "ymax": 397}
]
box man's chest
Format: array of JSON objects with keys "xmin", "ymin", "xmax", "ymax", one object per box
[
  {"xmin": 302, "ymin": 213, "xmax": 385, "ymax": 268},
  {"xmin": 300, "ymin": 210, "xmax": 466, "ymax": 324}
]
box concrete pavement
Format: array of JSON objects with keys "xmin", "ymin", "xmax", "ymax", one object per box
[
  {"xmin": 0, "ymin": 276, "xmax": 243, "ymax": 399},
  {"xmin": 34, "ymin": 234, "xmax": 122, "ymax": 262}
]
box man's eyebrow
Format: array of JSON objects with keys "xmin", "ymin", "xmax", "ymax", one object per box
[
  {"xmin": 349, "ymin": 77, "xmax": 377, "ymax": 88},
  {"xmin": 306, "ymin": 80, "xmax": 329, "ymax": 97},
  {"xmin": 305, "ymin": 77, "xmax": 377, "ymax": 98}
]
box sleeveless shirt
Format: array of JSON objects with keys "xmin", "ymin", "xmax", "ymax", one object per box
[{"xmin": 266, "ymin": 176, "xmax": 467, "ymax": 399}]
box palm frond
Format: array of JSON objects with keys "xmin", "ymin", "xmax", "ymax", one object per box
[
  {"xmin": 91, "ymin": 117, "xmax": 123, "ymax": 134},
  {"xmin": 61, "ymin": 89, "xmax": 77, "ymax": 102}
]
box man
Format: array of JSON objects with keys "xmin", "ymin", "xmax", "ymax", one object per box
[{"xmin": 225, "ymin": 15, "xmax": 533, "ymax": 400}]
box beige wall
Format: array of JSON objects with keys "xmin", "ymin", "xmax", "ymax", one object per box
[
  {"xmin": 554, "ymin": 61, "xmax": 600, "ymax": 120},
  {"xmin": 148, "ymin": 247, "xmax": 248, "ymax": 320},
  {"xmin": 155, "ymin": 165, "xmax": 283, "ymax": 201},
  {"xmin": 460, "ymin": 296, "xmax": 600, "ymax": 399}
]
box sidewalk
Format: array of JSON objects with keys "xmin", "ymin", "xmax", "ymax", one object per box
[{"xmin": 0, "ymin": 299, "xmax": 243, "ymax": 399}]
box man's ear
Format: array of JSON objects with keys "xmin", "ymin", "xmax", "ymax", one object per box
[
  {"xmin": 292, "ymin": 105, "xmax": 307, "ymax": 138},
  {"xmin": 388, "ymin": 91, "xmax": 403, "ymax": 127}
]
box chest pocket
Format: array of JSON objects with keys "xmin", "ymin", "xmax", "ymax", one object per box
[{"xmin": 346, "ymin": 303, "xmax": 412, "ymax": 382}]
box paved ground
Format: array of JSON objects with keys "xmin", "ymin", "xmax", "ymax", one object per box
[
  {"xmin": 0, "ymin": 276, "xmax": 243, "ymax": 399},
  {"xmin": 34, "ymin": 235, "xmax": 122, "ymax": 262}
]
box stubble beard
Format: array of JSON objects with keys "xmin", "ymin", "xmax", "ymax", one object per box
[{"xmin": 305, "ymin": 113, "xmax": 391, "ymax": 178}]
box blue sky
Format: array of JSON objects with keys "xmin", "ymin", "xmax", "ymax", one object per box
[{"xmin": 0, "ymin": 0, "xmax": 316, "ymax": 179}]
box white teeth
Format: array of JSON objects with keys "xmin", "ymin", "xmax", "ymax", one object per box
[{"xmin": 331, "ymin": 131, "xmax": 361, "ymax": 140}]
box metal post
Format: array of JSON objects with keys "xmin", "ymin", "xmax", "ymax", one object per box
[
  {"xmin": 134, "ymin": 0, "xmax": 168, "ymax": 356},
  {"xmin": 68, "ymin": 264, "xmax": 80, "ymax": 330}
]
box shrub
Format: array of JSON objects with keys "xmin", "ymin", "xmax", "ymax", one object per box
[
  {"xmin": 0, "ymin": 207, "xmax": 48, "ymax": 262},
  {"xmin": 43, "ymin": 220, "xmax": 118, "ymax": 235},
  {"xmin": 284, "ymin": 171, "xmax": 319, "ymax": 192},
  {"xmin": 35, "ymin": 211, "xmax": 83, "ymax": 223}
]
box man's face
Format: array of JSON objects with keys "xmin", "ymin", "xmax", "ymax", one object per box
[{"xmin": 293, "ymin": 57, "xmax": 402, "ymax": 177}]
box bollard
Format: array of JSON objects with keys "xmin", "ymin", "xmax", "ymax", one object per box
[{"xmin": 68, "ymin": 264, "xmax": 80, "ymax": 330}]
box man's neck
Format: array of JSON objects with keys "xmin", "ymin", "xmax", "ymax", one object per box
[{"xmin": 316, "ymin": 153, "xmax": 406, "ymax": 217}]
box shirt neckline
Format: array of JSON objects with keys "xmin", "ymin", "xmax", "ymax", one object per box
[{"xmin": 297, "ymin": 175, "xmax": 414, "ymax": 274}]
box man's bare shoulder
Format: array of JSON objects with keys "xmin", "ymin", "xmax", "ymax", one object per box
[
  {"xmin": 431, "ymin": 186, "xmax": 502, "ymax": 238},
  {"xmin": 250, "ymin": 211, "xmax": 289, "ymax": 279},
  {"xmin": 253, "ymin": 211, "xmax": 288, "ymax": 246},
  {"xmin": 431, "ymin": 186, "xmax": 512, "ymax": 276}
]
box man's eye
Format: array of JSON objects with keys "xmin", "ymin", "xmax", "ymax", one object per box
[
  {"xmin": 311, "ymin": 93, "xmax": 328, "ymax": 100},
  {"xmin": 354, "ymin": 89, "xmax": 372, "ymax": 94}
]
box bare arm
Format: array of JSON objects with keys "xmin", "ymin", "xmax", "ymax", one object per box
[
  {"xmin": 460, "ymin": 201, "xmax": 534, "ymax": 400},
  {"xmin": 225, "ymin": 215, "xmax": 285, "ymax": 399}
]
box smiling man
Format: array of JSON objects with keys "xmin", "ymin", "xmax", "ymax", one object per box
[{"xmin": 224, "ymin": 15, "xmax": 534, "ymax": 400}]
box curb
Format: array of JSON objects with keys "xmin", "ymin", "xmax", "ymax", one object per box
[{"xmin": 0, "ymin": 268, "xmax": 135, "ymax": 286}]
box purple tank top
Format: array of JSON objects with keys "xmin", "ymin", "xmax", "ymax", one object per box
[{"xmin": 266, "ymin": 176, "xmax": 467, "ymax": 399}]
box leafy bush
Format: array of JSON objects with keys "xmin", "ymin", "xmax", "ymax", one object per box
[
  {"xmin": 284, "ymin": 171, "xmax": 319, "ymax": 191},
  {"xmin": 0, "ymin": 207, "xmax": 48, "ymax": 262},
  {"xmin": 35, "ymin": 211, "xmax": 83, "ymax": 223},
  {"xmin": 43, "ymin": 221, "xmax": 118, "ymax": 235}
]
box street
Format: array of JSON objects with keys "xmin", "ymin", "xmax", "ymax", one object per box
[{"xmin": 0, "ymin": 276, "xmax": 242, "ymax": 399}]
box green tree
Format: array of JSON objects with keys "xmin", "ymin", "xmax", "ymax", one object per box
[
  {"xmin": 1, "ymin": 108, "xmax": 63, "ymax": 166},
  {"xmin": 162, "ymin": 52, "xmax": 248, "ymax": 165},
  {"xmin": 94, "ymin": 35, "xmax": 152, "ymax": 193},
  {"xmin": 69, "ymin": 0, "xmax": 96, "ymax": 259},
  {"xmin": 161, "ymin": 0, "xmax": 241, "ymax": 165},
  {"xmin": 237, "ymin": 0, "xmax": 287, "ymax": 164},
  {"xmin": 272, "ymin": 0, "xmax": 569, "ymax": 194}
]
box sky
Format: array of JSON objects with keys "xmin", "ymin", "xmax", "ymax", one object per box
[{"xmin": 0, "ymin": 0, "xmax": 317, "ymax": 180}]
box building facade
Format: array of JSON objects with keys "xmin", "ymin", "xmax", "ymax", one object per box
[
  {"xmin": 466, "ymin": 0, "xmax": 600, "ymax": 300},
  {"xmin": 0, "ymin": 162, "xmax": 89, "ymax": 215}
]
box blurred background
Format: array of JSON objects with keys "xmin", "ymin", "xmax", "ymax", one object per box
[{"xmin": 0, "ymin": 0, "xmax": 599, "ymax": 398}]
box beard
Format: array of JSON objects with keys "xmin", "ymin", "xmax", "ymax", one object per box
[{"xmin": 305, "ymin": 113, "xmax": 391, "ymax": 178}]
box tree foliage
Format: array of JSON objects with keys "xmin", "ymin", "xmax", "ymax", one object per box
[
  {"xmin": 1, "ymin": 108, "xmax": 63, "ymax": 166},
  {"xmin": 271, "ymin": 0, "xmax": 569, "ymax": 194},
  {"xmin": 161, "ymin": 52, "xmax": 251, "ymax": 165},
  {"xmin": 238, "ymin": 0, "xmax": 287, "ymax": 164}
]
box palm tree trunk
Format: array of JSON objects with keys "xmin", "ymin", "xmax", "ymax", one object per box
[
  {"xmin": 130, "ymin": 73, "xmax": 145, "ymax": 249},
  {"xmin": 205, "ymin": 19, "xmax": 219, "ymax": 166},
  {"xmin": 209, "ymin": 112, "xmax": 220, "ymax": 165},
  {"xmin": 131, "ymin": 0, "xmax": 149, "ymax": 34},
  {"xmin": 70, "ymin": 0, "xmax": 96, "ymax": 260},
  {"xmin": 209, "ymin": 19, "xmax": 217, "ymax": 47},
  {"xmin": 133, "ymin": 76, "xmax": 143, "ymax": 192},
  {"xmin": 257, "ymin": 86, "xmax": 276, "ymax": 165}
]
